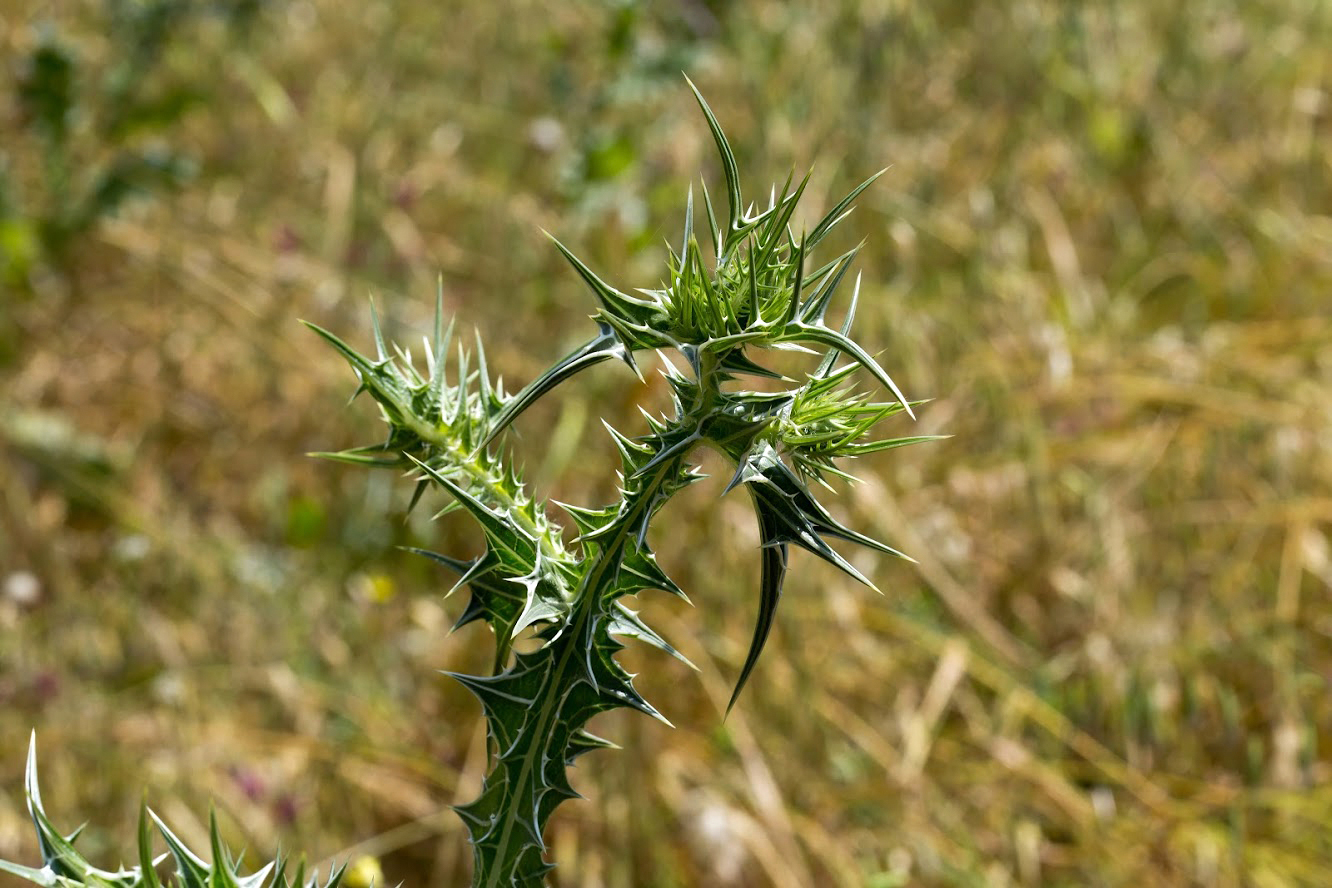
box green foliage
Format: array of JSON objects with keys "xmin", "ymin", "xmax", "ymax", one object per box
[
  {"xmin": 0, "ymin": 84, "xmax": 934, "ymax": 887},
  {"xmin": 0, "ymin": 736, "xmax": 343, "ymax": 888},
  {"xmin": 307, "ymin": 85, "xmax": 932, "ymax": 885},
  {"xmin": 1, "ymin": 1, "xmax": 262, "ymax": 287},
  {"xmin": 4, "ymin": 2, "xmax": 1330, "ymax": 884}
]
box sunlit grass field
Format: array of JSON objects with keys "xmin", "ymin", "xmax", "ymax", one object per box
[{"xmin": 2, "ymin": 2, "xmax": 1330, "ymax": 885}]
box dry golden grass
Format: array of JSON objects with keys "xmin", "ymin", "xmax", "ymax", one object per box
[{"xmin": 2, "ymin": 1, "xmax": 1330, "ymax": 885}]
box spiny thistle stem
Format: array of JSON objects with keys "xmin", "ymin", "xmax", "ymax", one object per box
[{"xmin": 469, "ymin": 456, "xmax": 687, "ymax": 888}]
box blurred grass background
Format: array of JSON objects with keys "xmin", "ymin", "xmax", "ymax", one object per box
[{"xmin": 1, "ymin": 1, "xmax": 1330, "ymax": 885}]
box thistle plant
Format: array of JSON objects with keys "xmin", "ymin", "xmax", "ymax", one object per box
[
  {"xmin": 0, "ymin": 735, "xmax": 346, "ymax": 888},
  {"xmin": 2, "ymin": 83, "xmax": 937, "ymax": 887}
]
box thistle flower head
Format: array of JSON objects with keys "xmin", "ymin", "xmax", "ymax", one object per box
[{"xmin": 484, "ymin": 81, "xmax": 912, "ymax": 451}]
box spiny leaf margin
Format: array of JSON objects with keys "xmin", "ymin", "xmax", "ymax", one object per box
[{"xmin": 2, "ymin": 734, "xmax": 345, "ymax": 888}]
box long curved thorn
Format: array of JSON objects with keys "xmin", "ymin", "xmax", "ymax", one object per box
[
  {"xmin": 685, "ymin": 76, "xmax": 743, "ymax": 251},
  {"xmin": 781, "ymin": 236, "xmax": 808, "ymax": 327},
  {"xmin": 546, "ymin": 232, "xmax": 658, "ymax": 323},
  {"xmin": 806, "ymin": 168, "xmax": 887, "ymax": 250},
  {"xmin": 788, "ymin": 324, "xmax": 915, "ymax": 419},
  {"xmin": 815, "ymin": 272, "xmax": 860, "ymax": 377},
  {"xmin": 799, "ymin": 242, "xmax": 862, "ymax": 326},
  {"xmin": 728, "ymin": 507, "xmax": 788, "ymax": 714},
  {"xmin": 479, "ymin": 323, "xmax": 627, "ymax": 450}
]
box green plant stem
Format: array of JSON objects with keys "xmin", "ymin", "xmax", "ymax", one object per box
[
  {"xmin": 472, "ymin": 354, "xmax": 726, "ymax": 885},
  {"xmin": 479, "ymin": 457, "xmax": 683, "ymax": 887},
  {"xmin": 427, "ymin": 429, "xmax": 570, "ymax": 574}
]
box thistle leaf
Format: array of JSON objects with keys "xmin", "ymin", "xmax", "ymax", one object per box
[
  {"xmin": 718, "ymin": 349, "xmax": 787, "ymax": 381},
  {"xmin": 805, "ymin": 168, "xmax": 887, "ymax": 251},
  {"xmin": 136, "ymin": 807, "xmax": 162, "ymax": 888},
  {"xmin": 729, "ymin": 503, "xmax": 788, "ymax": 712},
  {"xmin": 798, "ymin": 244, "xmax": 861, "ymax": 327},
  {"xmin": 686, "ymin": 77, "xmax": 742, "ymax": 255},
  {"xmin": 6, "ymin": 736, "xmax": 341, "ymax": 888},
  {"xmin": 779, "ymin": 322, "xmax": 915, "ymax": 419},
  {"xmin": 814, "ymin": 271, "xmax": 861, "ymax": 377},
  {"xmin": 547, "ymin": 234, "xmax": 661, "ymax": 329},
  {"xmin": 482, "ymin": 322, "xmax": 630, "ymax": 449},
  {"xmin": 0, "ymin": 858, "xmax": 54, "ymax": 887},
  {"xmin": 150, "ymin": 810, "xmax": 211, "ymax": 888},
  {"xmin": 740, "ymin": 444, "xmax": 913, "ymax": 590},
  {"xmin": 609, "ymin": 604, "xmax": 696, "ymax": 670}
]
